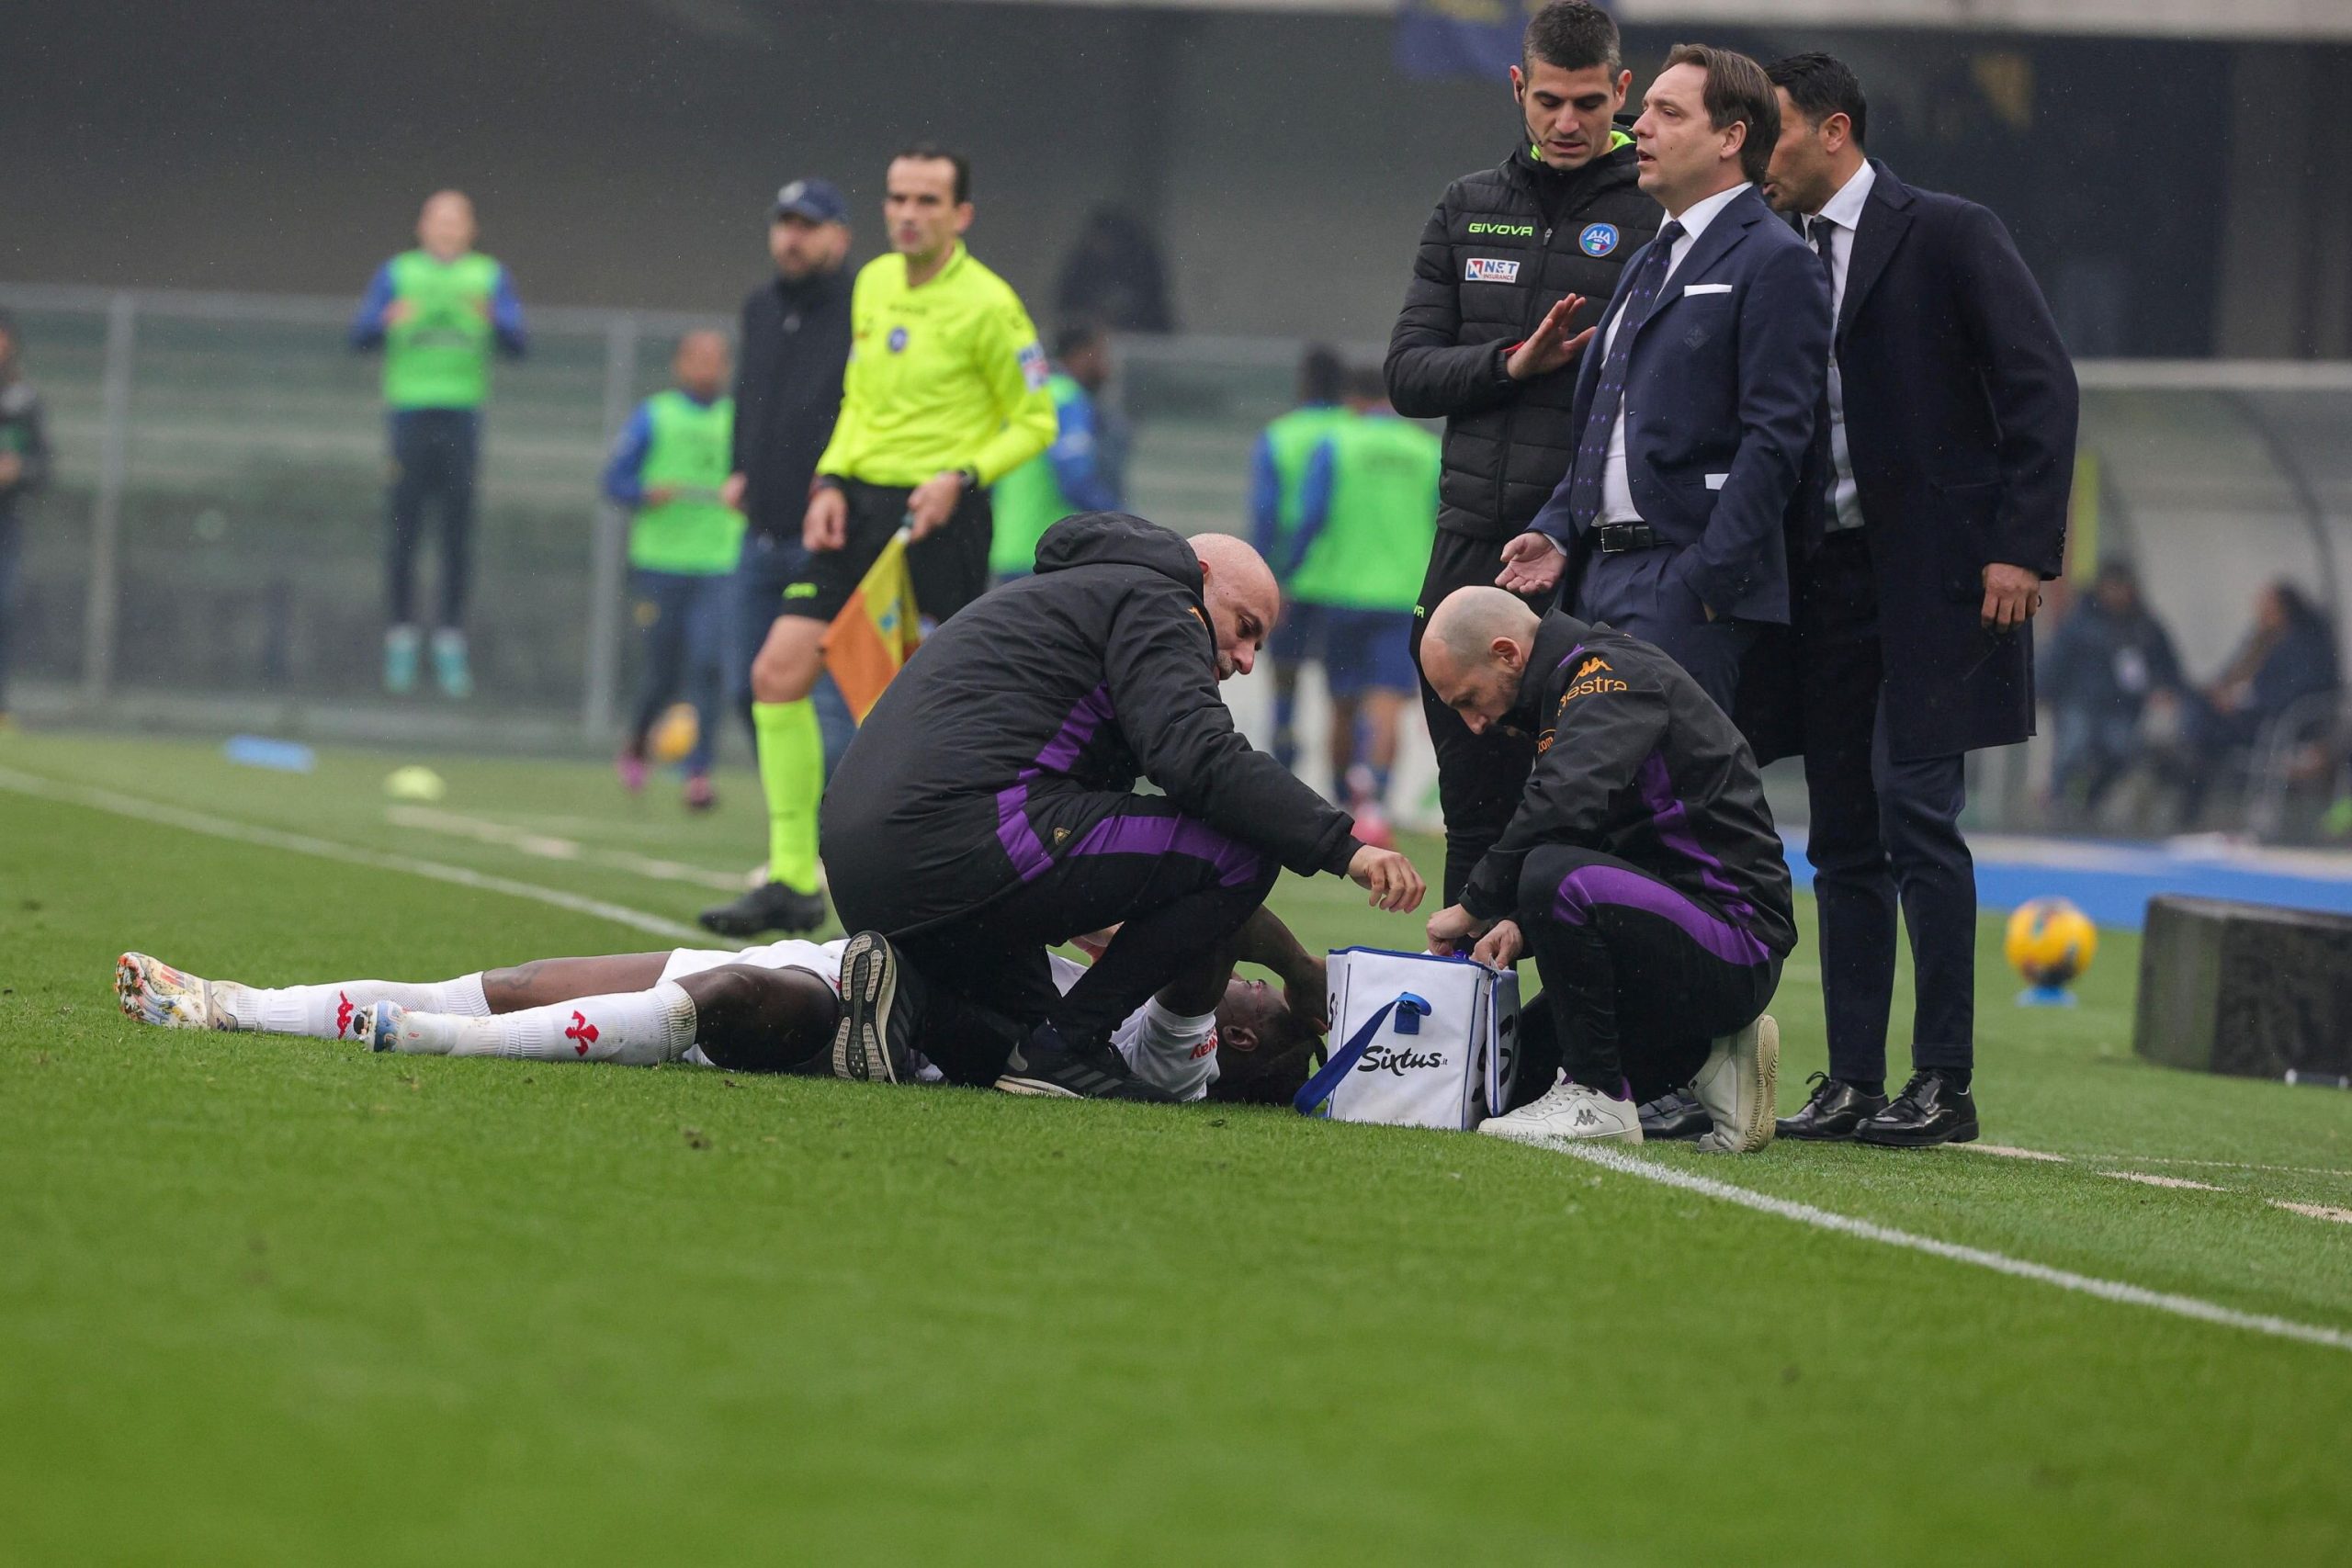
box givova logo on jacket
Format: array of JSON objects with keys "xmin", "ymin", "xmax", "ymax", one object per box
[{"xmin": 1464, "ymin": 257, "xmax": 1521, "ymax": 283}]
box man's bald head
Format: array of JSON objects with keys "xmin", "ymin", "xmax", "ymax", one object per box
[
  {"xmin": 1191, "ymin": 533, "xmax": 1279, "ymax": 681},
  {"xmin": 1420, "ymin": 586, "xmax": 1542, "ymax": 735}
]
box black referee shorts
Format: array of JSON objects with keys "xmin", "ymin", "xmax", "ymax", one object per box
[{"xmin": 779, "ymin": 479, "xmax": 993, "ymax": 627}]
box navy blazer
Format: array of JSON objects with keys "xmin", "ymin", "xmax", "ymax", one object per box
[
  {"xmin": 1529, "ymin": 184, "xmax": 1831, "ymax": 626},
  {"xmin": 1747, "ymin": 162, "xmax": 2078, "ymax": 762}
]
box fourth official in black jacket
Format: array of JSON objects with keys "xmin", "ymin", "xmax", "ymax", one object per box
[{"xmin": 1757, "ymin": 56, "xmax": 2078, "ymax": 1148}]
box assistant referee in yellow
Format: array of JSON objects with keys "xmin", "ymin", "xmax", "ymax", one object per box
[{"xmin": 703, "ymin": 142, "xmax": 1057, "ymax": 937}]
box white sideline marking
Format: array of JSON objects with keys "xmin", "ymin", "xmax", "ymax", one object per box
[
  {"xmin": 1540, "ymin": 1141, "xmax": 2352, "ymax": 1355},
  {"xmin": 2082, "ymin": 1155, "xmax": 2352, "ymax": 1179},
  {"xmin": 384, "ymin": 806, "xmax": 745, "ymax": 892},
  {"xmin": 1966, "ymin": 1144, "xmax": 2352, "ymax": 1181},
  {"xmin": 0, "ymin": 765, "xmax": 707, "ymax": 945},
  {"xmin": 2272, "ymin": 1202, "xmax": 2352, "ymax": 1225},
  {"xmin": 2099, "ymin": 1170, "xmax": 2225, "ymax": 1191}
]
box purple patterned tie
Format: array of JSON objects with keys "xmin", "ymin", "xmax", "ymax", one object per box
[{"xmin": 1566, "ymin": 220, "xmax": 1686, "ymax": 533}]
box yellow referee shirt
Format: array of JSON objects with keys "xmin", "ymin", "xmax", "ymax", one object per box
[{"xmin": 815, "ymin": 242, "xmax": 1057, "ymax": 489}]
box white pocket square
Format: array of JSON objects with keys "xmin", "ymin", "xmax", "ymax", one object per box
[
  {"xmin": 1683, "ymin": 283, "xmax": 1734, "ymax": 297},
  {"xmin": 1704, "ymin": 473, "xmax": 1729, "ymax": 491}
]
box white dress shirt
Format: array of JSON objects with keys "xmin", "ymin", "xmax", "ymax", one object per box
[
  {"xmin": 1808, "ymin": 160, "xmax": 1875, "ymax": 533},
  {"xmin": 1600, "ymin": 180, "xmax": 1753, "ymax": 525}
]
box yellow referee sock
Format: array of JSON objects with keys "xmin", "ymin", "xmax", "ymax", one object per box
[{"xmin": 752, "ymin": 699, "xmax": 823, "ymax": 896}]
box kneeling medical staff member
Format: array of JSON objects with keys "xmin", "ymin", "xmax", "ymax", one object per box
[{"xmin": 1419, "ymin": 586, "xmax": 1795, "ymax": 1149}]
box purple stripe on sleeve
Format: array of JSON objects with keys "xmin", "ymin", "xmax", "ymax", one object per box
[
  {"xmin": 1553, "ymin": 864, "xmax": 1770, "ymax": 966},
  {"xmin": 1069, "ymin": 812, "xmax": 1265, "ymax": 887},
  {"xmin": 1036, "ymin": 683, "xmax": 1114, "ymax": 773}
]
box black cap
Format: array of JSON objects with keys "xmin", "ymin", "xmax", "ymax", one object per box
[{"xmin": 773, "ymin": 178, "xmax": 847, "ymax": 224}]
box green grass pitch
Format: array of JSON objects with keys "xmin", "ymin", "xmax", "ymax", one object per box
[{"xmin": 4, "ymin": 733, "xmax": 2350, "ymax": 1563}]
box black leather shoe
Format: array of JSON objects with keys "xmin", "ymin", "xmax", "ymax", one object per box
[
  {"xmin": 1854, "ymin": 1070, "xmax": 1979, "ymax": 1147},
  {"xmin": 1635, "ymin": 1089, "xmax": 1711, "ymax": 1141},
  {"xmin": 1776, "ymin": 1074, "xmax": 1890, "ymax": 1142},
  {"xmin": 699, "ymin": 880, "xmax": 828, "ymax": 938}
]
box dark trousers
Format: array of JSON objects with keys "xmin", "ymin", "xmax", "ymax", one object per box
[
  {"xmin": 1413, "ymin": 530, "xmax": 1540, "ymax": 904},
  {"xmin": 1571, "ymin": 545, "xmax": 1757, "ymax": 716},
  {"xmin": 0, "ymin": 510, "xmax": 19, "ymax": 712},
  {"xmin": 865, "ymin": 795, "xmax": 1280, "ymax": 1085},
  {"xmin": 627, "ymin": 569, "xmax": 734, "ymax": 776},
  {"xmin": 1514, "ymin": 843, "xmax": 1780, "ymax": 1094},
  {"xmin": 385, "ymin": 409, "xmax": 480, "ymax": 629},
  {"xmin": 1795, "ymin": 532, "xmax": 1974, "ymax": 1081},
  {"xmin": 730, "ymin": 531, "xmax": 855, "ymax": 772}
]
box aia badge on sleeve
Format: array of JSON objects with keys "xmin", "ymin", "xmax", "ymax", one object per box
[
  {"xmin": 1465, "ymin": 257, "xmax": 1521, "ymax": 283},
  {"xmin": 1017, "ymin": 341, "xmax": 1050, "ymax": 391},
  {"xmin": 1578, "ymin": 223, "xmax": 1621, "ymax": 257},
  {"xmin": 888, "ymin": 326, "xmax": 910, "ymax": 354}
]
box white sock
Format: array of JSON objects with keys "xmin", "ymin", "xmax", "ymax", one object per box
[
  {"xmin": 390, "ymin": 982, "xmax": 697, "ymax": 1066},
  {"xmin": 214, "ymin": 974, "xmax": 492, "ymax": 1040}
]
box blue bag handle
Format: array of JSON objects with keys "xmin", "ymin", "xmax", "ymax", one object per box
[{"xmin": 1292, "ymin": 991, "xmax": 1430, "ymax": 1116}]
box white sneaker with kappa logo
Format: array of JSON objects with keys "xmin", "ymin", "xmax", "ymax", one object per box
[{"xmin": 1478, "ymin": 1080, "xmax": 1645, "ymax": 1146}]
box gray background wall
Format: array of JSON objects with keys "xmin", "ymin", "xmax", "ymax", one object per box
[{"xmin": 1, "ymin": 1, "xmax": 2339, "ymax": 355}]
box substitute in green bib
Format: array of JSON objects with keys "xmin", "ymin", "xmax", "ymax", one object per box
[
  {"xmin": 350, "ymin": 190, "xmax": 528, "ymax": 699},
  {"xmin": 602, "ymin": 331, "xmax": 742, "ymax": 813},
  {"xmin": 1282, "ymin": 368, "xmax": 1441, "ymax": 844},
  {"xmin": 989, "ymin": 321, "xmax": 1125, "ymax": 580},
  {"xmin": 1250, "ymin": 345, "xmax": 1350, "ymax": 772},
  {"xmin": 700, "ymin": 142, "xmax": 1055, "ymax": 940}
]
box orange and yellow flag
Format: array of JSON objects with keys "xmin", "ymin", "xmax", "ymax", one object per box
[{"xmin": 820, "ymin": 525, "xmax": 923, "ymax": 720}]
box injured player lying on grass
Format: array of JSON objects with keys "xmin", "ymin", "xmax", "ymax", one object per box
[{"xmin": 114, "ymin": 907, "xmax": 1328, "ymax": 1106}]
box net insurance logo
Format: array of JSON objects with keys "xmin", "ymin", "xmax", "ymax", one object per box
[{"xmin": 1578, "ymin": 222, "xmax": 1620, "ymax": 257}]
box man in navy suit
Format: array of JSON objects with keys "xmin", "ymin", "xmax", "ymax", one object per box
[
  {"xmin": 1499, "ymin": 43, "xmax": 1830, "ymax": 714},
  {"xmin": 1758, "ymin": 53, "xmax": 2078, "ymax": 1147}
]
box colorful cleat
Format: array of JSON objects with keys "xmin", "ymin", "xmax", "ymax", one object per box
[
  {"xmin": 360, "ymin": 999, "xmax": 408, "ymax": 1053},
  {"xmin": 117, "ymin": 952, "xmax": 232, "ymax": 1031}
]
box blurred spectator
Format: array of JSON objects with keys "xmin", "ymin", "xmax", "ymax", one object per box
[
  {"xmin": 1250, "ymin": 345, "xmax": 1350, "ymax": 772},
  {"xmin": 989, "ymin": 322, "xmax": 1125, "ymax": 581},
  {"xmin": 1054, "ymin": 206, "xmax": 1173, "ymax": 334},
  {"xmin": 2174, "ymin": 581, "xmax": 2342, "ymax": 826},
  {"xmin": 350, "ymin": 190, "xmax": 527, "ymax": 700},
  {"xmin": 2038, "ymin": 558, "xmax": 2183, "ymax": 817},
  {"xmin": 0, "ymin": 311, "xmax": 50, "ymax": 729},
  {"xmin": 1283, "ymin": 367, "xmax": 1441, "ymax": 843},
  {"xmin": 603, "ymin": 331, "xmax": 741, "ymax": 812}
]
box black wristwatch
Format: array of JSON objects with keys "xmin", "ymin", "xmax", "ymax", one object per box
[{"xmin": 951, "ymin": 467, "xmax": 981, "ymax": 493}]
